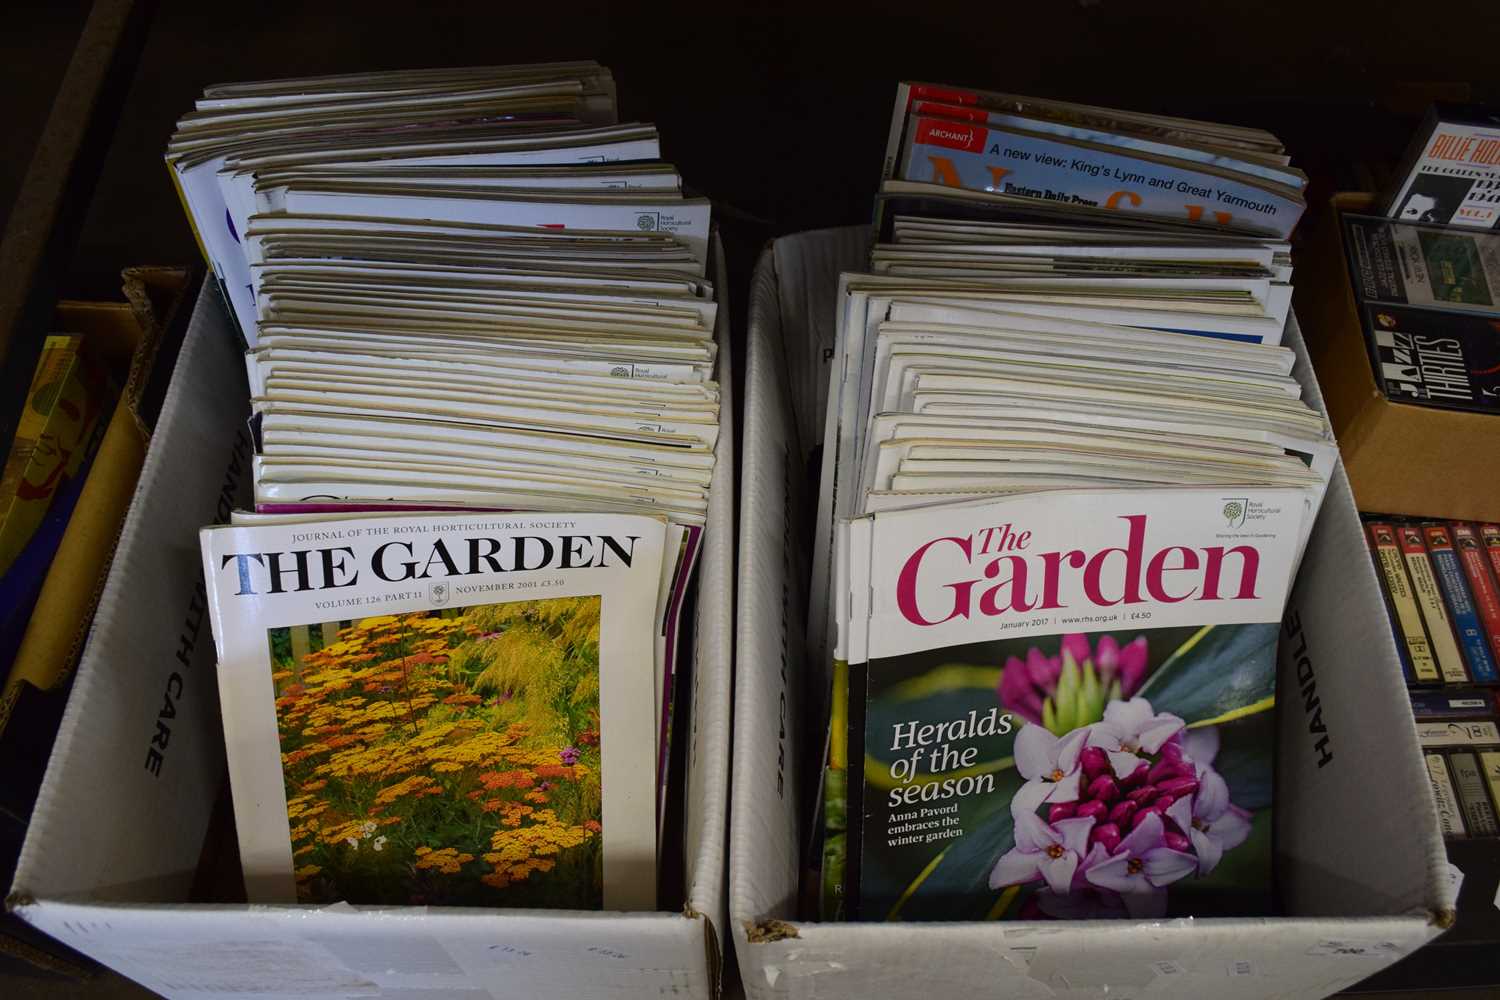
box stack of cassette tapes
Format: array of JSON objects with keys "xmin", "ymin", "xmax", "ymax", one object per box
[{"xmin": 1366, "ymin": 516, "xmax": 1500, "ymax": 839}]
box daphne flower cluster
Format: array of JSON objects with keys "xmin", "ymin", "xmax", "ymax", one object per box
[
  {"xmin": 989, "ymin": 696, "xmax": 1252, "ymax": 919},
  {"xmin": 999, "ymin": 633, "xmax": 1150, "ymax": 734}
]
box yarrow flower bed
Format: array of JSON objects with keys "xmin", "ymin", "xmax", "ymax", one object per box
[{"xmin": 271, "ymin": 596, "xmax": 606, "ymax": 907}]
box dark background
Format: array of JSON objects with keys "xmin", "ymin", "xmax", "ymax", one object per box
[
  {"xmin": 4, "ymin": 1, "xmax": 1500, "ymax": 996},
  {"xmin": 4, "ymin": 0, "xmax": 1498, "ymax": 306}
]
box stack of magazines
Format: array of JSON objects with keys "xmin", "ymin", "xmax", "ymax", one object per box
[
  {"xmin": 169, "ymin": 63, "xmax": 717, "ymax": 913},
  {"xmin": 816, "ymin": 82, "xmax": 1334, "ymax": 923}
]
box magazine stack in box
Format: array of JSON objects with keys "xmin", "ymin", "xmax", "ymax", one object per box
[
  {"xmin": 815, "ymin": 82, "xmax": 1334, "ymax": 923},
  {"xmin": 168, "ymin": 62, "xmax": 718, "ymax": 912}
]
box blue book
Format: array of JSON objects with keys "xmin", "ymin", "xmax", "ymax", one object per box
[{"xmin": 1425, "ymin": 523, "xmax": 1500, "ymax": 683}]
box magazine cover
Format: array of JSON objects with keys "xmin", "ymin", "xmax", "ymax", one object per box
[
  {"xmin": 898, "ymin": 117, "xmax": 1304, "ymax": 238},
  {"xmin": 907, "ymin": 100, "xmax": 1303, "ymax": 189},
  {"xmin": 825, "ymin": 488, "xmax": 1306, "ymax": 922},
  {"xmin": 201, "ymin": 511, "xmax": 667, "ymax": 910},
  {"xmin": 880, "ymin": 82, "xmax": 1286, "ymax": 189},
  {"xmin": 235, "ymin": 506, "xmax": 703, "ymax": 844}
]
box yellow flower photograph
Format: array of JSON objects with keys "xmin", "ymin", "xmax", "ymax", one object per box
[{"xmin": 266, "ymin": 596, "xmax": 605, "ymax": 907}]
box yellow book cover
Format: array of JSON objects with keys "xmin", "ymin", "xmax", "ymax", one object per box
[
  {"xmin": 0, "ymin": 336, "xmax": 78, "ymax": 504},
  {"xmin": 0, "ymin": 337, "xmax": 111, "ymax": 577}
]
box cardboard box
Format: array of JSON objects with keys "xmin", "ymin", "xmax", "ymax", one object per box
[
  {"xmin": 730, "ymin": 227, "xmax": 1454, "ymax": 1000},
  {"xmin": 6, "ymin": 244, "xmax": 734, "ymax": 998},
  {"xmin": 1295, "ymin": 192, "xmax": 1500, "ymax": 522}
]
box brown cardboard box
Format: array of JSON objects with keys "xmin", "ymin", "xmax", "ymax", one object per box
[{"xmin": 1295, "ymin": 192, "xmax": 1500, "ymax": 521}]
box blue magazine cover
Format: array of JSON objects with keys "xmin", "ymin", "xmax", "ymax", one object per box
[{"xmin": 900, "ymin": 116, "xmax": 1304, "ymax": 238}]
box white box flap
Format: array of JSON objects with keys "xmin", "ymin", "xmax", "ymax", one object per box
[{"xmin": 13, "ymin": 283, "xmax": 249, "ymax": 904}]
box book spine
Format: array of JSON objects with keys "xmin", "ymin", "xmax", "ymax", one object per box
[
  {"xmin": 1368, "ymin": 522, "xmax": 1440, "ymax": 682},
  {"xmin": 1411, "ymin": 689, "xmax": 1496, "ymax": 718},
  {"xmin": 1426, "ymin": 751, "xmax": 1466, "ymax": 837},
  {"xmin": 1483, "ymin": 525, "xmax": 1500, "ymax": 588},
  {"xmin": 1399, "ymin": 524, "xmax": 1470, "ymax": 683},
  {"xmin": 1449, "ymin": 750, "xmax": 1500, "ymax": 836},
  {"xmin": 1416, "ymin": 720, "xmax": 1500, "ymax": 748},
  {"xmin": 1480, "ymin": 751, "xmax": 1500, "ymax": 825},
  {"xmin": 1426, "ymin": 524, "xmax": 1500, "ymax": 682},
  {"xmin": 1366, "ymin": 524, "xmax": 1416, "ymax": 682},
  {"xmin": 1453, "ymin": 522, "xmax": 1500, "ymax": 669}
]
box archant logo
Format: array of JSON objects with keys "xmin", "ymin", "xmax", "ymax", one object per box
[
  {"xmin": 929, "ymin": 126, "xmax": 973, "ymax": 144},
  {"xmin": 916, "ymin": 118, "xmax": 988, "ymax": 152}
]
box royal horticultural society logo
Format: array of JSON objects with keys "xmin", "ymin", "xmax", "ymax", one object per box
[
  {"xmin": 1221, "ymin": 499, "xmax": 1248, "ymax": 528},
  {"xmin": 635, "ymin": 213, "xmax": 659, "ymax": 231}
]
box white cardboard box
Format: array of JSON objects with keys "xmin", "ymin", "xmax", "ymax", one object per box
[
  {"xmin": 730, "ymin": 226, "xmax": 1455, "ymax": 1000},
  {"xmin": 7, "ymin": 242, "xmax": 735, "ymax": 999}
]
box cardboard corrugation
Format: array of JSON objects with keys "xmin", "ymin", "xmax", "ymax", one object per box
[
  {"xmin": 1295, "ymin": 193, "xmax": 1500, "ymax": 522},
  {"xmin": 731, "ymin": 227, "xmax": 1450, "ymax": 1000},
  {"xmin": 6, "ymin": 241, "xmax": 733, "ymax": 999}
]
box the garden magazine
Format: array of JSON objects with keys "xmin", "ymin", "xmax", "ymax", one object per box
[
  {"xmin": 200, "ymin": 510, "xmax": 667, "ymax": 911},
  {"xmin": 822, "ymin": 486, "xmax": 1308, "ymax": 922}
]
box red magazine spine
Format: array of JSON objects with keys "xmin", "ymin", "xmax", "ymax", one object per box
[{"xmin": 1454, "ymin": 522, "xmax": 1500, "ymax": 667}]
